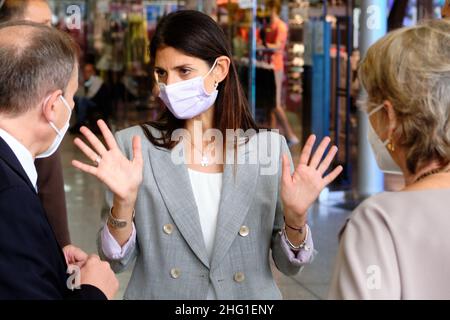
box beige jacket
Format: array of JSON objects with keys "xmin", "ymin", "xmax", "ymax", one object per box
[{"xmin": 329, "ymin": 189, "xmax": 450, "ymax": 299}]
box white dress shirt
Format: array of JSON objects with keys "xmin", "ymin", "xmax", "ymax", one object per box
[
  {"xmin": 187, "ymin": 169, "xmax": 223, "ymax": 300},
  {"xmin": 187, "ymin": 169, "xmax": 223, "ymax": 262},
  {"xmin": 0, "ymin": 128, "xmax": 38, "ymax": 192}
]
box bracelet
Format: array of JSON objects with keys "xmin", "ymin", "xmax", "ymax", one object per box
[
  {"xmin": 283, "ymin": 224, "xmax": 309, "ymax": 251},
  {"xmin": 283, "ymin": 216, "xmax": 307, "ymax": 233},
  {"xmin": 107, "ymin": 206, "xmax": 135, "ymax": 229}
]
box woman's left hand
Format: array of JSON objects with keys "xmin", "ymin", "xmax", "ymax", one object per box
[{"xmin": 281, "ymin": 135, "xmax": 343, "ymax": 227}]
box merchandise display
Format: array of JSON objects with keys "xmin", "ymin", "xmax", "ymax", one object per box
[{"xmin": 285, "ymin": 0, "xmax": 308, "ymax": 111}]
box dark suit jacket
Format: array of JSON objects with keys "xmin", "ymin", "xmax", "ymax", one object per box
[{"xmin": 0, "ymin": 137, "xmax": 105, "ymax": 300}]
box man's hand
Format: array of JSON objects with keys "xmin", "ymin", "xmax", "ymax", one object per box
[
  {"xmin": 63, "ymin": 244, "xmax": 88, "ymax": 267},
  {"xmin": 80, "ymin": 255, "xmax": 119, "ymax": 300}
]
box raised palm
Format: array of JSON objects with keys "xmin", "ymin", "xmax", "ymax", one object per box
[
  {"xmin": 72, "ymin": 120, "xmax": 143, "ymax": 204},
  {"xmin": 281, "ymin": 135, "xmax": 343, "ymax": 225}
]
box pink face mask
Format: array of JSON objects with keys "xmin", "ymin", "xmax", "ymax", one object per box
[{"xmin": 158, "ymin": 59, "xmax": 219, "ymax": 119}]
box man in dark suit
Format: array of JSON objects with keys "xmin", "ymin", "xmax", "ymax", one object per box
[
  {"xmin": 0, "ymin": 0, "xmax": 71, "ymax": 248},
  {"xmin": 0, "ymin": 20, "xmax": 118, "ymax": 299}
]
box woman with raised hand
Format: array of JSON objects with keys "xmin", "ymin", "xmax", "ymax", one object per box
[{"xmin": 72, "ymin": 10, "xmax": 342, "ymax": 299}]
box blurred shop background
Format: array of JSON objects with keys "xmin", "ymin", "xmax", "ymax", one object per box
[{"xmin": 49, "ymin": 0, "xmax": 446, "ymax": 299}]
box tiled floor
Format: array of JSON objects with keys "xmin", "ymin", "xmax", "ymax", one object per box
[{"xmin": 61, "ymin": 107, "xmax": 353, "ymax": 300}]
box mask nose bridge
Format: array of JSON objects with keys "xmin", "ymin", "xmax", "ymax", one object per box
[
  {"xmin": 159, "ymin": 58, "xmax": 219, "ymax": 88},
  {"xmin": 165, "ymin": 71, "xmax": 179, "ymax": 87}
]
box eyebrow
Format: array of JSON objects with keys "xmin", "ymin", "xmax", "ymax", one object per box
[{"xmin": 154, "ymin": 64, "xmax": 195, "ymax": 71}]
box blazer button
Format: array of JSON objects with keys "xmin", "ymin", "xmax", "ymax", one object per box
[
  {"xmin": 170, "ymin": 268, "xmax": 181, "ymax": 279},
  {"xmin": 239, "ymin": 225, "xmax": 249, "ymax": 237},
  {"xmin": 234, "ymin": 272, "xmax": 245, "ymax": 283},
  {"xmin": 163, "ymin": 224, "xmax": 174, "ymax": 235}
]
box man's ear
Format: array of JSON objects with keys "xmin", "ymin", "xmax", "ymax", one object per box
[
  {"xmin": 42, "ymin": 90, "xmax": 63, "ymax": 122},
  {"xmin": 213, "ymin": 56, "xmax": 231, "ymax": 84}
]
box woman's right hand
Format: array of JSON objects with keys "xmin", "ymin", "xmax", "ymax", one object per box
[{"xmin": 72, "ymin": 120, "xmax": 144, "ymax": 209}]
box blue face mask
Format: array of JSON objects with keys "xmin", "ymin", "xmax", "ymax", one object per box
[{"xmin": 36, "ymin": 95, "xmax": 72, "ymax": 159}]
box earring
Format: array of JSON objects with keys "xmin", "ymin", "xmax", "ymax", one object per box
[
  {"xmin": 387, "ymin": 138, "xmax": 395, "ymax": 152},
  {"xmin": 214, "ymin": 80, "xmax": 219, "ymax": 88}
]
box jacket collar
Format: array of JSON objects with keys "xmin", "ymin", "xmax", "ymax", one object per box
[
  {"xmin": 0, "ymin": 136, "xmax": 37, "ymax": 193},
  {"xmin": 149, "ymin": 140, "xmax": 259, "ymax": 270}
]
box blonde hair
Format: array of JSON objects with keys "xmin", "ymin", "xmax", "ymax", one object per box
[{"xmin": 359, "ymin": 19, "xmax": 450, "ymax": 174}]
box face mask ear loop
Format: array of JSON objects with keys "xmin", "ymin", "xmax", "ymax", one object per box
[
  {"xmin": 369, "ymin": 103, "xmax": 393, "ymax": 147},
  {"xmin": 59, "ymin": 95, "xmax": 72, "ymax": 114},
  {"xmin": 200, "ymin": 59, "xmax": 220, "ymax": 95},
  {"xmin": 49, "ymin": 122, "xmax": 62, "ymax": 137},
  {"xmin": 48, "ymin": 95, "xmax": 72, "ymax": 137},
  {"xmin": 42, "ymin": 95, "xmax": 61, "ymax": 136},
  {"xmin": 368, "ymin": 103, "xmax": 385, "ymax": 117},
  {"xmin": 42, "ymin": 95, "xmax": 52, "ymax": 112},
  {"xmin": 204, "ymin": 59, "xmax": 219, "ymax": 80}
]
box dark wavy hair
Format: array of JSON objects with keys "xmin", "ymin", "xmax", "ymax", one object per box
[{"xmin": 141, "ymin": 10, "xmax": 258, "ymax": 149}]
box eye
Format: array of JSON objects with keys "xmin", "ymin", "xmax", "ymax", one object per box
[
  {"xmin": 180, "ymin": 68, "xmax": 191, "ymax": 76},
  {"xmin": 155, "ymin": 69, "xmax": 166, "ymax": 79}
]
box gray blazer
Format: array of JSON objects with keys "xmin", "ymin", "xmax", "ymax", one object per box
[{"xmin": 98, "ymin": 125, "xmax": 304, "ymax": 299}]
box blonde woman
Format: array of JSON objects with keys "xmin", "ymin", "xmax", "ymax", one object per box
[{"xmin": 329, "ymin": 19, "xmax": 450, "ymax": 299}]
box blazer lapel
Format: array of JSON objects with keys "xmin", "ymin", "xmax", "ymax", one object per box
[
  {"xmin": 210, "ymin": 144, "xmax": 259, "ymax": 271},
  {"xmin": 0, "ymin": 137, "xmax": 36, "ymax": 193},
  {"xmin": 149, "ymin": 144, "xmax": 210, "ymax": 268}
]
